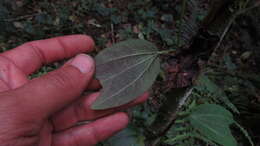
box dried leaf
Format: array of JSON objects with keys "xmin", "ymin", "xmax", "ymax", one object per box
[{"xmin": 92, "ymin": 39, "xmax": 160, "ymax": 110}]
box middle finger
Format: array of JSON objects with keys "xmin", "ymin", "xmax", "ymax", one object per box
[{"xmin": 51, "ymin": 92, "xmax": 149, "ymax": 132}]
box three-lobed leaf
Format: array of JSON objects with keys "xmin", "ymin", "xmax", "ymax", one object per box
[
  {"xmin": 91, "ymin": 39, "xmax": 160, "ymax": 110},
  {"xmin": 188, "ymin": 104, "xmax": 237, "ymax": 146}
]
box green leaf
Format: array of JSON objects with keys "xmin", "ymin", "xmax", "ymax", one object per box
[
  {"xmin": 196, "ymin": 75, "xmax": 239, "ymax": 113},
  {"xmin": 224, "ymin": 55, "xmax": 237, "ymax": 71},
  {"xmin": 189, "ymin": 104, "xmax": 237, "ymax": 146},
  {"xmin": 92, "ymin": 39, "xmax": 160, "ymax": 110},
  {"xmin": 161, "ymin": 14, "xmax": 173, "ymax": 22},
  {"xmin": 104, "ymin": 127, "xmax": 145, "ymax": 146}
]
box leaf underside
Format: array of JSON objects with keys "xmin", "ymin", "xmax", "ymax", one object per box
[{"xmin": 91, "ymin": 39, "xmax": 160, "ymax": 110}]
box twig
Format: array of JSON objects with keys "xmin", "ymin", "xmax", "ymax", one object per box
[
  {"xmin": 146, "ymin": 88, "xmax": 192, "ymax": 145},
  {"xmin": 178, "ymin": 88, "xmax": 193, "ymax": 109},
  {"xmin": 213, "ymin": 1, "xmax": 260, "ymax": 52},
  {"xmin": 111, "ymin": 23, "xmax": 116, "ymax": 44}
]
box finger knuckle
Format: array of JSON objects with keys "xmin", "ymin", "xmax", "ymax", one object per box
[
  {"xmin": 22, "ymin": 42, "xmax": 46, "ymax": 64},
  {"xmin": 48, "ymin": 68, "xmax": 79, "ymax": 90},
  {"xmin": 0, "ymin": 58, "xmax": 10, "ymax": 75}
]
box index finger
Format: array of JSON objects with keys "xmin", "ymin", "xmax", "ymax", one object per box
[{"xmin": 1, "ymin": 35, "xmax": 95, "ymax": 75}]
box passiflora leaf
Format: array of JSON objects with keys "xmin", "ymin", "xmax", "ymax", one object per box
[
  {"xmin": 91, "ymin": 39, "xmax": 160, "ymax": 110},
  {"xmin": 188, "ymin": 104, "xmax": 237, "ymax": 146}
]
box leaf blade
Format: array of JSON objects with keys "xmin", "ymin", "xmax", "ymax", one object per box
[
  {"xmin": 196, "ymin": 75, "xmax": 239, "ymax": 113},
  {"xmin": 188, "ymin": 104, "xmax": 237, "ymax": 146},
  {"xmin": 92, "ymin": 39, "xmax": 160, "ymax": 110}
]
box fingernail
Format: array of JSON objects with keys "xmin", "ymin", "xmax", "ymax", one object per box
[{"xmin": 70, "ymin": 54, "xmax": 94, "ymax": 73}]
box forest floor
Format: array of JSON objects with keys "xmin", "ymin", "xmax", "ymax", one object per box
[{"xmin": 1, "ymin": 0, "xmax": 260, "ymax": 146}]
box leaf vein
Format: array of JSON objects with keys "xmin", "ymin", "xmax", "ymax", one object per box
[
  {"xmin": 96, "ymin": 52, "xmax": 158, "ymax": 66},
  {"xmin": 101, "ymin": 55, "xmax": 156, "ymax": 82},
  {"xmin": 97, "ymin": 55, "xmax": 158, "ymax": 105}
]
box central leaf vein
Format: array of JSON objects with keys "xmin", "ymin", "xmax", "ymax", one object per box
[{"xmin": 101, "ymin": 55, "xmax": 156, "ymax": 82}]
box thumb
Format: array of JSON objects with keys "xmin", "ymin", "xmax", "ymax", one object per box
[{"xmin": 9, "ymin": 54, "xmax": 95, "ymax": 118}]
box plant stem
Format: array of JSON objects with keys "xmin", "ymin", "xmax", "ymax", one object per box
[
  {"xmin": 176, "ymin": 0, "xmax": 187, "ymax": 47},
  {"xmin": 212, "ymin": 1, "xmax": 260, "ymax": 53}
]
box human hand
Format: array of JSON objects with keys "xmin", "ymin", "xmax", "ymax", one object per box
[{"xmin": 0, "ymin": 35, "xmax": 148, "ymax": 146}]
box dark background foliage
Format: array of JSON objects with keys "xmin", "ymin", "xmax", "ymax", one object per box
[{"xmin": 0, "ymin": 0, "xmax": 260, "ymax": 145}]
